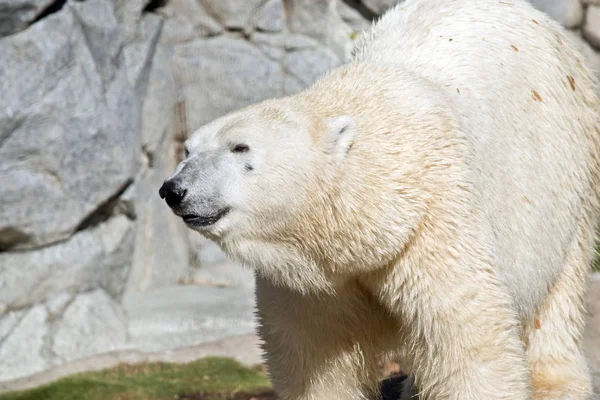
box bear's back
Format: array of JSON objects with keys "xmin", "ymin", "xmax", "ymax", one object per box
[{"xmin": 353, "ymin": 0, "xmax": 600, "ymax": 317}]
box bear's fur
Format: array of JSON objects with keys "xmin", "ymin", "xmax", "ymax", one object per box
[{"xmin": 162, "ymin": 0, "xmax": 600, "ymax": 398}]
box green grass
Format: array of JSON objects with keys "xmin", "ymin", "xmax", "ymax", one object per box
[{"xmin": 0, "ymin": 357, "xmax": 272, "ymax": 400}]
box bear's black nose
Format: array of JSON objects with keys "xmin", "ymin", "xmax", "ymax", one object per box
[{"xmin": 159, "ymin": 179, "xmax": 187, "ymax": 207}]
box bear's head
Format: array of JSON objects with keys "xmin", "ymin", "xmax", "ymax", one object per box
[
  {"xmin": 159, "ymin": 64, "xmax": 447, "ymax": 293},
  {"xmin": 159, "ymin": 98, "xmax": 362, "ymax": 292}
]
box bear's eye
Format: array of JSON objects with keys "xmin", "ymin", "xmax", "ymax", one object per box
[
  {"xmin": 231, "ymin": 144, "xmax": 250, "ymax": 153},
  {"xmin": 184, "ymin": 147, "xmax": 190, "ymax": 158}
]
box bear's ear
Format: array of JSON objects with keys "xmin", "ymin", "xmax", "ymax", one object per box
[{"xmin": 324, "ymin": 115, "xmax": 356, "ymax": 163}]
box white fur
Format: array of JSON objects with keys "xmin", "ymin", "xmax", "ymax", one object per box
[{"xmin": 175, "ymin": 0, "xmax": 600, "ymax": 398}]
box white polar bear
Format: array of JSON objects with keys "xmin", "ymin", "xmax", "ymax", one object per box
[{"xmin": 159, "ymin": 0, "xmax": 600, "ymax": 398}]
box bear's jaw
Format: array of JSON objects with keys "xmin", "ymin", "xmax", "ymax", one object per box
[
  {"xmin": 181, "ymin": 207, "xmax": 231, "ymax": 228},
  {"xmin": 218, "ymin": 236, "xmax": 337, "ymax": 294}
]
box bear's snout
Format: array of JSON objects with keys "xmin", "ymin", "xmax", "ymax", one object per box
[{"xmin": 159, "ymin": 178, "xmax": 187, "ymax": 208}]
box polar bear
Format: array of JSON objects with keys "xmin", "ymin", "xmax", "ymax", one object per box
[{"xmin": 158, "ymin": 0, "xmax": 600, "ymax": 398}]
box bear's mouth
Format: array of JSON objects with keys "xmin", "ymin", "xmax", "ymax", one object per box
[{"xmin": 182, "ymin": 208, "xmax": 230, "ymax": 227}]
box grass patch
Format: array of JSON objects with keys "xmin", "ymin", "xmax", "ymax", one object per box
[{"xmin": 0, "ymin": 357, "xmax": 272, "ymax": 400}]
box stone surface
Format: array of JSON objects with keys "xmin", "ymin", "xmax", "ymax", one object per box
[
  {"xmin": 284, "ymin": 0, "xmax": 354, "ymax": 62},
  {"xmin": 362, "ymin": 0, "xmax": 401, "ymax": 15},
  {"xmin": 125, "ymin": 24, "xmax": 193, "ymax": 294},
  {"xmin": 583, "ymin": 6, "xmax": 600, "ymax": 50},
  {"xmin": 0, "ymin": 310, "xmax": 26, "ymax": 343},
  {"xmin": 528, "ymin": 0, "xmax": 584, "ymax": 28},
  {"xmin": 52, "ymin": 289, "xmax": 129, "ymax": 364},
  {"xmin": 284, "ymin": 46, "xmax": 341, "ymax": 91},
  {"xmin": 0, "ymin": 1, "xmax": 139, "ymax": 250},
  {"xmin": 338, "ymin": 1, "xmax": 373, "ymax": 33},
  {"xmin": 199, "ymin": 0, "xmax": 262, "ymax": 30},
  {"xmin": 162, "ymin": 0, "xmax": 223, "ymax": 38},
  {"xmin": 585, "ymin": 275, "xmax": 600, "ymax": 397},
  {"xmin": 0, "ymin": 215, "xmax": 134, "ymax": 311},
  {"xmin": 0, "ymin": 0, "xmax": 56, "ymax": 37},
  {"xmin": 251, "ymin": 32, "xmax": 286, "ymax": 60},
  {"xmin": 0, "ymin": 306, "xmax": 49, "ymax": 381},
  {"xmin": 124, "ymin": 284, "xmax": 256, "ymax": 353},
  {"xmin": 172, "ymin": 36, "xmax": 284, "ymax": 130},
  {"xmin": 255, "ymin": 0, "xmax": 284, "ymax": 32}
]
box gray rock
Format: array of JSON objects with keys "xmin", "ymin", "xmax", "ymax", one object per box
[
  {"xmin": 0, "ymin": 1, "xmax": 139, "ymax": 250},
  {"xmin": 45, "ymin": 292, "xmax": 72, "ymax": 316},
  {"xmin": 115, "ymin": 0, "xmax": 153, "ymax": 41},
  {"xmin": 123, "ymin": 13, "xmax": 165, "ymax": 96},
  {"xmin": 124, "ymin": 32, "xmax": 194, "ymax": 294},
  {"xmin": 0, "ymin": 0, "xmax": 56, "ymax": 37},
  {"xmin": 251, "ymin": 32, "xmax": 286, "ymax": 60},
  {"xmin": 161, "ymin": 13, "xmax": 199, "ymax": 44},
  {"xmin": 284, "ymin": 46, "xmax": 341, "ymax": 89},
  {"xmin": 0, "ymin": 215, "xmax": 134, "ymax": 311},
  {"xmin": 527, "ymin": 0, "xmax": 584, "ymax": 28},
  {"xmin": 162, "ymin": 0, "xmax": 223, "ymax": 38},
  {"xmin": 337, "ymin": 1, "xmax": 373, "ymax": 33},
  {"xmin": 583, "ymin": 6, "xmax": 600, "ymax": 50},
  {"xmin": 172, "ymin": 36, "xmax": 284, "ymax": 130},
  {"xmin": 285, "ymin": 33, "xmax": 320, "ymax": 50},
  {"xmin": 284, "ymin": 0, "xmax": 354, "ymax": 62},
  {"xmin": 200, "ymin": 0, "xmax": 262, "ymax": 30},
  {"xmin": 52, "ymin": 289, "xmax": 129, "ymax": 364},
  {"xmin": 0, "ymin": 305, "xmax": 49, "ymax": 381},
  {"xmin": 124, "ymin": 285, "xmax": 256, "ymax": 353},
  {"xmin": 0, "ymin": 310, "xmax": 26, "ymax": 342},
  {"xmin": 283, "ymin": 44, "xmax": 342, "ymax": 94},
  {"xmin": 585, "ymin": 276, "xmax": 600, "ymax": 397},
  {"xmin": 362, "ymin": 0, "xmax": 401, "ymax": 15},
  {"xmin": 255, "ymin": 0, "xmax": 285, "ymax": 32}
]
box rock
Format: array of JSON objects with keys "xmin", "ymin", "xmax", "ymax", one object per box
[
  {"xmin": 124, "ymin": 285, "xmax": 256, "ymax": 353},
  {"xmin": 52, "ymin": 289, "xmax": 129, "ymax": 364},
  {"xmin": 362, "ymin": 0, "xmax": 401, "ymax": 15},
  {"xmin": 160, "ymin": 13, "xmax": 199, "ymax": 44},
  {"xmin": 0, "ymin": 310, "xmax": 26, "ymax": 342},
  {"xmin": 0, "ymin": 0, "xmax": 56, "ymax": 37},
  {"xmin": 284, "ymin": 46, "xmax": 341, "ymax": 91},
  {"xmin": 115, "ymin": 0, "xmax": 153, "ymax": 41},
  {"xmin": 527, "ymin": 0, "xmax": 584, "ymax": 28},
  {"xmin": 45, "ymin": 292, "xmax": 72, "ymax": 316},
  {"xmin": 0, "ymin": 215, "xmax": 134, "ymax": 311},
  {"xmin": 0, "ymin": 1, "xmax": 139, "ymax": 250},
  {"xmin": 255, "ymin": 0, "xmax": 284, "ymax": 32},
  {"xmin": 585, "ymin": 275, "xmax": 600, "ymax": 397},
  {"xmin": 583, "ymin": 6, "xmax": 600, "ymax": 50},
  {"xmin": 172, "ymin": 36, "xmax": 283, "ymax": 130},
  {"xmin": 162, "ymin": 0, "xmax": 223, "ymax": 38},
  {"xmin": 0, "ymin": 306, "xmax": 49, "ymax": 381},
  {"xmin": 199, "ymin": 0, "xmax": 262, "ymax": 30},
  {"xmin": 283, "ymin": 0, "xmax": 354, "ymax": 62},
  {"xmin": 123, "ymin": 13, "xmax": 165, "ymax": 95},
  {"xmin": 285, "ymin": 34, "xmax": 320, "ymax": 50},
  {"xmin": 124, "ymin": 31, "xmax": 193, "ymax": 294},
  {"xmin": 337, "ymin": 1, "xmax": 373, "ymax": 34},
  {"xmin": 251, "ymin": 32, "xmax": 285, "ymax": 60}
]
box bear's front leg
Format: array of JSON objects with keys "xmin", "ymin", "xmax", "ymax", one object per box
[
  {"xmin": 364, "ymin": 246, "xmax": 532, "ymax": 400},
  {"xmin": 255, "ymin": 274, "xmax": 398, "ymax": 400}
]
